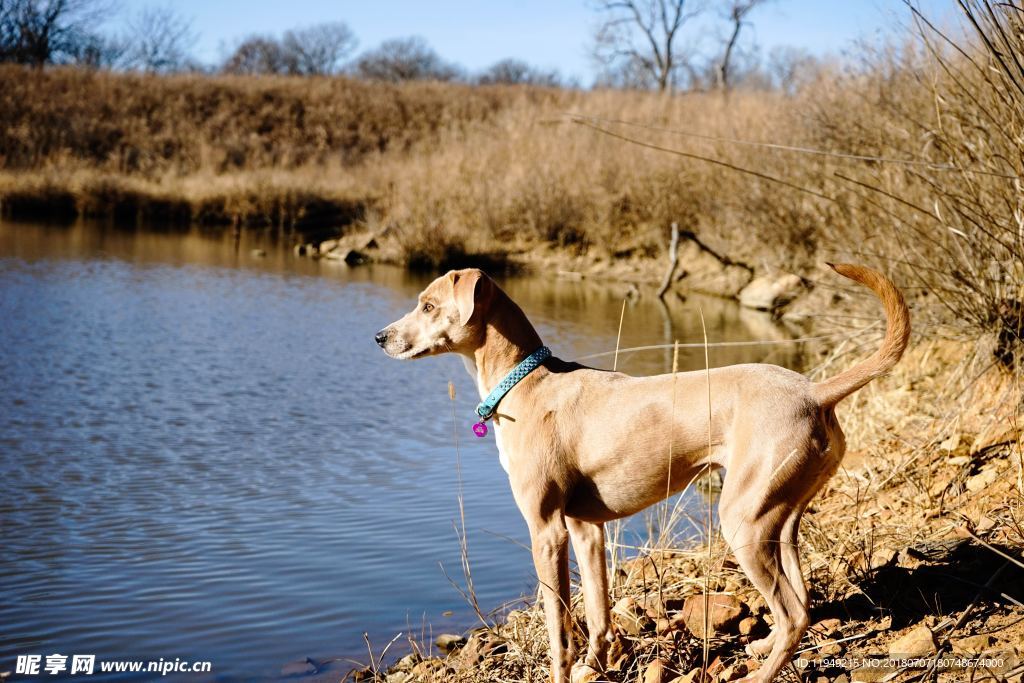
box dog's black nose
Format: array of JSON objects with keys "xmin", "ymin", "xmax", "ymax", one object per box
[{"xmin": 374, "ymin": 330, "xmax": 388, "ymax": 347}]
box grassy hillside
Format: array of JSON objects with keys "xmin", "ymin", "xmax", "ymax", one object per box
[{"xmin": 0, "ymin": 7, "xmax": 1021, "ymax": 347}]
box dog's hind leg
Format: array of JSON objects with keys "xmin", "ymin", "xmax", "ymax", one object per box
[
  {"xmin": 780, "ymin": 506, "xmax": 809, "ymax": 605},
  {"xmin": 744, "ymin": 503, "xmax": 810, "ymax": 657},
  {"xmin": 720, "ymin": 498, "xmax": 809, "ymax": 682},
  {"xmin": 567, "ymin": 517, "xmax": 614, "ymax": 672}
]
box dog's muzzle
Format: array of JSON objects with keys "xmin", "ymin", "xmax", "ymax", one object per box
[{"xmin": 374, "ymin": 329, "xmax": 389, "ymax": 348}]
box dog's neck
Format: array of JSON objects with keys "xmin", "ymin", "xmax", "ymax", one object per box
[{"xmin": 463, "ymin": 290, "xmax": 543, "ymax": 397}]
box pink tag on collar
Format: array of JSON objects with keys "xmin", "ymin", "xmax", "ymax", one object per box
[{"xmin": 472, "ymin": 422, "xmax": 488, "ymax": 438}]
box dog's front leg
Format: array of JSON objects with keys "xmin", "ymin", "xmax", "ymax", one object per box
[
  {"xmin": 529, "ymin": 514, "xmax": 574, "ymax": 683},
  {"xmin": 566, "ymin": 517, "xmax": 613, "ymax": 672}
]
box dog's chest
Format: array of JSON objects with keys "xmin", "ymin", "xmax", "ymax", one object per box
[
  {"xmin": 462, "ymin": 355, "xmax": 511, "ymax": 475},
  {"xmin": 494, "ymin": 426, "xmax": 510, "ymax": 474}
]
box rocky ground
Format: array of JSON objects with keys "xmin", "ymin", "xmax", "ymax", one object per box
[{"xmin": 324, "ymin": 337, "xmax": 1023, "ymax": 683}]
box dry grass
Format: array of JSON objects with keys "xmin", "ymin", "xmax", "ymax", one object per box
[{"xmin": 2, "ymin": 10, "xmax": 1021, "ymax": 345}]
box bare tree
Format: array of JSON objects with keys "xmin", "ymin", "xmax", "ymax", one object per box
[
  {"xmin": 591, "ymin": 0, "xmax": 702, "ymax": 92},
  {"xmin": 352, "ymin": 36, "xmax": 461, "ymax": 82},
  {"xmin": 68, "ymin": 29, "xmax": 123, "ymax": 67},
  {"xmin": 716, "ymin": 0, "xmax": 771, "ymax": 89},
  {"xmin": 477, "ymin": 58, "xmax": 561, "ymax": 86},
  {"xmin": 121, "ymin": 5, "xmax": 196, "ymax": 73},
  {"xmin": 221, "ymin": 35, "xmax": 288, "ymax": 75},
  {"xmin": 0, "ymin": 0, "xmax": 109, "ymax": 66},
  {"xmin": 766, "ymin": 44, "xmax": 818, "ymax": 93},
  {"xmin": 280, "ymin": 22, "xmax": 356, "ymax": 75}
]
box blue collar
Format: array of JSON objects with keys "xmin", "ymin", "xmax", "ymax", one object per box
[{"xmin": 475, "ymin": 346, "xmax": 551, "ymax": 422}]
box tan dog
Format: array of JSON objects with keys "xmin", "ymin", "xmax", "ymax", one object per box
[{"xmin": 375, "ymin": 264, "xmax": 910, "ymax": 683}]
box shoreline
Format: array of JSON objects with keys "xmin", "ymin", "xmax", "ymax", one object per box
[
  {"xmin": 303, "ymin": 225, "xmax": 818, "ymax": 321},
  {"xmin": 0, "ymin": 207, "xmax": 821, "ymax": 319}
]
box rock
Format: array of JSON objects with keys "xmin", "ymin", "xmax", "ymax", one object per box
[
  {"xmin": 280, "ymin": 657, "xmax": 318, "ymax": 676},
  {"xmin": 411, "ymin": 659, "xmax": 445, "ymax": 677},
  {"xmin": 643, "ymin": 658, "xmax": 667, "ymax": 683},
  {"xmin": 680, "ymin": 594, "xmax": 748, "ymax": 638},
  {"xmin": 739, "ymin": 273, "xmax": 804, "ymax": 311},
  {"xmin": 720, "ymin": 661, "xmax": 752, "ymax": 681},
  {"xmin": 846, "ymin": 550, "xmax": 869, "ymax": 572},
  {"xmin": 316, "ymin": 232, "xmax": 383, "ymax": 266},
  {"xmin": 342, "ymin": 248, "xmax": 370, "ymax": 265},
  {"xmin": 748, "ymin": 594, "xmax": 768, "ymax": 615},
  {"xmin": 738, "ymin": 616, "xmax": 763, "ymax": 637},
  {"xmin": 607, "ymin": 636, "xmax": 628, "ymax": 669},
  {"xmin": 940, "ymin": 432, "xmax": 961, "ymax": 452},
  {"xmin": 459, "ymin": 632, "xmax": 507, "ymax": 665},
  {"xmin": 971, "ymin": 424, "xmax": 1018, "ymax": 454},
  {"xmin": 613, "ymin": 596, "xmax": 651, "ymax": 636},
  {"xmin": 897, "ymin": 547, "xmax": 924, "ymax": 570},
  {"xmin": 675, "ymin": 235, "xmax": 753, "ymax": 298},
  {"xmin": 811, "ymin": 617, "xmax": 842, "ymax": 640},
  {"xmin": 705, "ymin": 657, "xmax": 725, "ymax": 679},
  {"xmin": 671, "ymin": 669, "xmax": 703, "ymax": 683},
  {"xmin": 640, "ymin": 593, "xmax": 684, "ymax": 618},
  {"xmin": 435, "ymin": 633, "xmax": 467, "ymax": 653},
  {"xmin": 851, "ymin": 666, "xmax": 890, "ymax": 682},
  {"xmin": 395, "ymin": 653, "xmax": 420, "ymax": 670},
  {"xmin": 954, "ymin": 634, "xmax": 995, "ymax": 653},
  {"xmin": 871, "ymin": 548, "xmax": 898, "ymax": 569},
  {"xmin": 887, "ymin": 624, "xmax": 936, "ymax": 656},
  {"xmin": 966, "ymin": 466, "xmax": 999, "ymax": 492},
  {"xmin": 572, "ymin": 664, "xmax": 602, "ymax": 683}
]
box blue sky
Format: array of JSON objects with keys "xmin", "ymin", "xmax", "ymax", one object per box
[{"xmin": 113, "ymin": 0, "xmax": 960, "ymax": 82}]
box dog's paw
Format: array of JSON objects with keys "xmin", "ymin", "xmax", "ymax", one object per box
[{"xmin": 570, "ymin": 663, "xmax": 601, "ymax": 683}]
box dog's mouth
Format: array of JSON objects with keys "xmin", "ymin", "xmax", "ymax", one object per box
[
  {"xmin": 387, "ymin": 338, "xmax": 450, "ymax": 360},
  {"xmin": 393, "ymin": 346, "xmax": 428, "ymax": 360},
  {"xmin": 377, "ymin": 324, "xmax": 451, "ymax": 360},
  {"xmin": 381, "ymin": 338, "xmax": 430, "ymax": 360}
]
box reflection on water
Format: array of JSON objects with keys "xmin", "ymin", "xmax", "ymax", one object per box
[{"xmin": 0, "ymin": 221, "xmax": 804, "ymax": 680}]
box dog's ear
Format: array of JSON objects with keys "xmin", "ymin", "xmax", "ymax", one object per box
[{"xmin": 451, "ymin": 269, "xmax": 489, "ymax": 326}]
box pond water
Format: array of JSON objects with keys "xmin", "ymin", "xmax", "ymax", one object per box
[{"xmin": 0, "ymin": 221, "xmax": 804, "ymax": 681}]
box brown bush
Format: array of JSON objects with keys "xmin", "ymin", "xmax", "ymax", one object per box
[{"xmin": 0, "ymin": 2, "xmax": 1021, "ymax": 353}]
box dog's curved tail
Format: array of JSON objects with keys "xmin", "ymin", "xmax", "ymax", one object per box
[{"xmin": 812, "ymin": 263, "xmax": 911, "ymax": 408}]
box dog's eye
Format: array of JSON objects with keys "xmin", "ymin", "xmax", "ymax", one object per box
[{"xmin": 422, "ymin": 303, "xmax": 434, "ymax": 313}]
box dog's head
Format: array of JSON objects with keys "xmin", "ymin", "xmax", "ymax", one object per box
[{"xmin": 375, "ymin": 268, "xmax": 493, "ymax": 359}]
